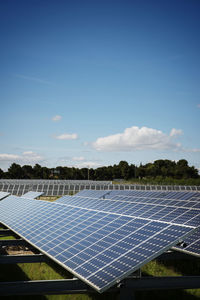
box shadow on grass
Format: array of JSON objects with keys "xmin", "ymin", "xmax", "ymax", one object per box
[
  {"xmin": 46, "ymin": 259, "xmax": 73, "ymax": 279},
  {"xmin": 135, "ymin": 289, "xmax": 200, "ymax": 300},
  {"xmin": 0, "ymin": 263, "xmax": 30, "ymax": 282},
  {"xmin": 138, "ymin": 270, "xmax": 200, "ymax": 300},
  {"xmin": 160, "ymin": 257, "xmax": 200, "ymax": 276},
  {"xmin": 0, "ymin": 264, "xmax": 47, "ymax": 300}
]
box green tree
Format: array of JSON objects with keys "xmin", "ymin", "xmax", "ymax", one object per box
[
  {"xmin": 8, "ymin": 163, "xmax": 24, "ymax": 178},
  {"xmin": 22, "ymin": 165, "xmax": 34, "ymax": 179},
  {"xmin": 33, "ymin": 164, "xmax": 43, "ymax": 178},
  {"xmin": 137, "ymin": 163, "xmax": 146, "ymax": 179},
  {"xmin": 118, "ymin": 161, "xmax": 130, "ymax": 180},
  {"xmin": 0, "ymin": 168, "xmax": 4, "ymax": 178},
  {"xmin": 42, "ymin": 167, "xmax": 51, "ymax": 179},
  {"xmin": 129, "ymin": 164, "xmax": 137, "ymax": 178},
  {"xmin": 175, "ymin": 159, "xmax": 198, "ymax": 179},
  {"xmin": 112, "ymin": 164, "xmax": 121, "ymax": 179}
]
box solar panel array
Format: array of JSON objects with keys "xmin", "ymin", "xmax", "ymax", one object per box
[
  {"xmin": 0, "ymin": 196, "xmax": 196, "ymax": 292},
  {"xmin": 0, "ymin": 179, "xmax": 199, "ymax": 196},
  {"xmin": 56, "ymin": 190, "xmax": 200, "ymax": 257},
  {"xmin": 0, "ymin": 180, "xmax": 112, "ymax": 196}
]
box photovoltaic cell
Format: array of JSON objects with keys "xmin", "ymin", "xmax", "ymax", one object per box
[{"xmin": 0, "ymin": 196, "xmax": 196, "ymax": 292}]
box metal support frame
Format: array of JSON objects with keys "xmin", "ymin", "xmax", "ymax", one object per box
[
  {"xmin": 122, "ymin": 276, "xmax": 200, "ymax": 290},
  {"xmin": 0, "ymin": 279, "xmax": 93, "ymax": 296},
  {"xmin": 0, "ymin": 276, "xmax": 200, "ymax": 296},
  {"xmin": 156, "ymin": 250, "xmax": 199, "ymax": 260},
  {"xmin": 120, "ymin": 285, "xmax": 136, "ymax": 300},
  {"xmin": 0, "ymin": 253, "xmax": 47, "ymax": 264},
  {"xmin": 0, "ymin": 239, "xmax": 28, "ymax": 247},
  {"xmin": 0, "ymin": 229, "xmax": 14, "ymax": 236}
]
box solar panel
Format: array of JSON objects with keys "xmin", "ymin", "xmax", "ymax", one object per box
[
  {"xmin": 56, "ymin": 195, "xmax": 200, "ymax": 226},
  {"xmin": 0, "ymin": 180, "xmax": 113, "ymax": 196},
  {"xmin": 0, "ymin": 196, "xmax": 196, "ymax": 293},
  {"xmin": 56, "ymin": 190, "xmax": 200, "ymax": 257},
  {"xmin": 0, "ymin": 191, "xmax": 10, "ymax": 200},
  {"xmin": 21, "ymin": 191, "xmax": 44, "ymax": 199},
  {"xmin": 76, "ymin": 190, "xmax": 111, "ymax": 198},
  {"xmin": 78, "ymin": 190, "xmax": 200, "ymax": 207},
  {"xmin": 176, "ymin": 227, "xmax": 200, "ymax": 257},
  {"xmin": 0, "ymin": 179, "xmax": 199, "ymax": 196},
  {"xmin": 108, "ymin": 191, "xmax": 200, "ymax": 258}
]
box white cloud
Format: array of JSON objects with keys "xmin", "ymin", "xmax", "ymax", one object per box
[
  {"xmin": 54, "ymin": 133, "xmax": 78, "ymax": 140},
  {"xmin": 22, "ymin": 151, "xmax": 43, "ymax": 162},
  {"xmin": 169, "ymin": 128, "xmax": 183, "ymax": 137},
  {"xmin": 92, "ymin": 126, "xmax": 187, "ymax": 152},
  {"xmin": 52, "ymin": 115, "xmax": 62, "ymax": 122},
  {"xmin": 0, "ymin": 151, "xmax": 43, "ymax": 163},
  {"xmin": 73, "ymin": 161, "xmax": 101, "ymax": 169},
  {"xmin": 72, "ymin": 156, "xmax": 85, "ymax": 161},
  {"xmin": 182, "ymin": 148, "xmax": 200, "ymax": 153},
  {"xmin": 23, "ymin": 151, "xmax": 35, "ymax": 155},
  {"xmin": 0, "ymin": 154, "xmax": 19, "ymax": 161}
]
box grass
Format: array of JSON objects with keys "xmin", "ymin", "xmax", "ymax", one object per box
[
  {"xmin": 39, "ymin": 196, "xmax": 60, "ymax": 201},
  {"xmin": 0, "ymin": 227, "xmax": 16, "ymax": 240},
  {"xmin": 0, "ymin": 234, "xmax": 16, "ymax": 240},
  {"xmin": 138, "ymin": 259, "xmax": 200, "ymax": 299},
  {"xmin": 0, "ymin": 261, "xmax": 92, "ymax": 300}
]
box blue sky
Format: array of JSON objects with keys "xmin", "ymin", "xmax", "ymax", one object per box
[{"xmin": 0, "ymin": 0, "xmax": 200, "ymax": 171}]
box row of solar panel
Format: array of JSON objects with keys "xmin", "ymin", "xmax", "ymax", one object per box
[
  {"xmin": 0, "ymin": 179, "xmax": 199, "ymax": 189},
  {"xmin": 1, "ymin": 189, "xmax": 199, "ymax": 259},
  {"xmin": 56, "ymin": 197, "xmax": 200, "ymax": 224},
  {"xmin": 58, "ymin": 190, "xmax": 200, "ymax": 209},
  {"xmin": 0, "ymin": 183, "xmax": 199, "ymax": 196},
  {"xmin": 0, "ymin": 194, "xmax": 197, "ymax": 293},
  {"xmin": 56, "ymin": 190, "xmax": 200, "ymax": 258},
  {"xmin": 0, "ymin": 179, "xmax": 112, "ymax": 185},
  {"xmin": 76, "ymin": 190, "xmax": 200, "ymax": 201},
  {"xmin": 0, "ymin": 191, "xmax": 44, "ymax": 200}
]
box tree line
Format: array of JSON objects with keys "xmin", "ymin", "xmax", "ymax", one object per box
[{"xmin": 0, "ymin": 159, "xmax": 199, "ymax": 182}]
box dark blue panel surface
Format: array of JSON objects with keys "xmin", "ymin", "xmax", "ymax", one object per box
[
  {"xmin": 56, "ymin": 190, "xmax": 200, "ymax": 257},
  {"xmin": 0, "ymin": 196, "xmax": 196, "ymax": 292}
]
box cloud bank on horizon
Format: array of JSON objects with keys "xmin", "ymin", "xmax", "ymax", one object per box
[
  {"xmin": 0, "ymin": 151, "xmax": 43, "ymax": 164},
  {"xmin": 0, "ymin": 124, "xmax": 199, "ymax": 170}
]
